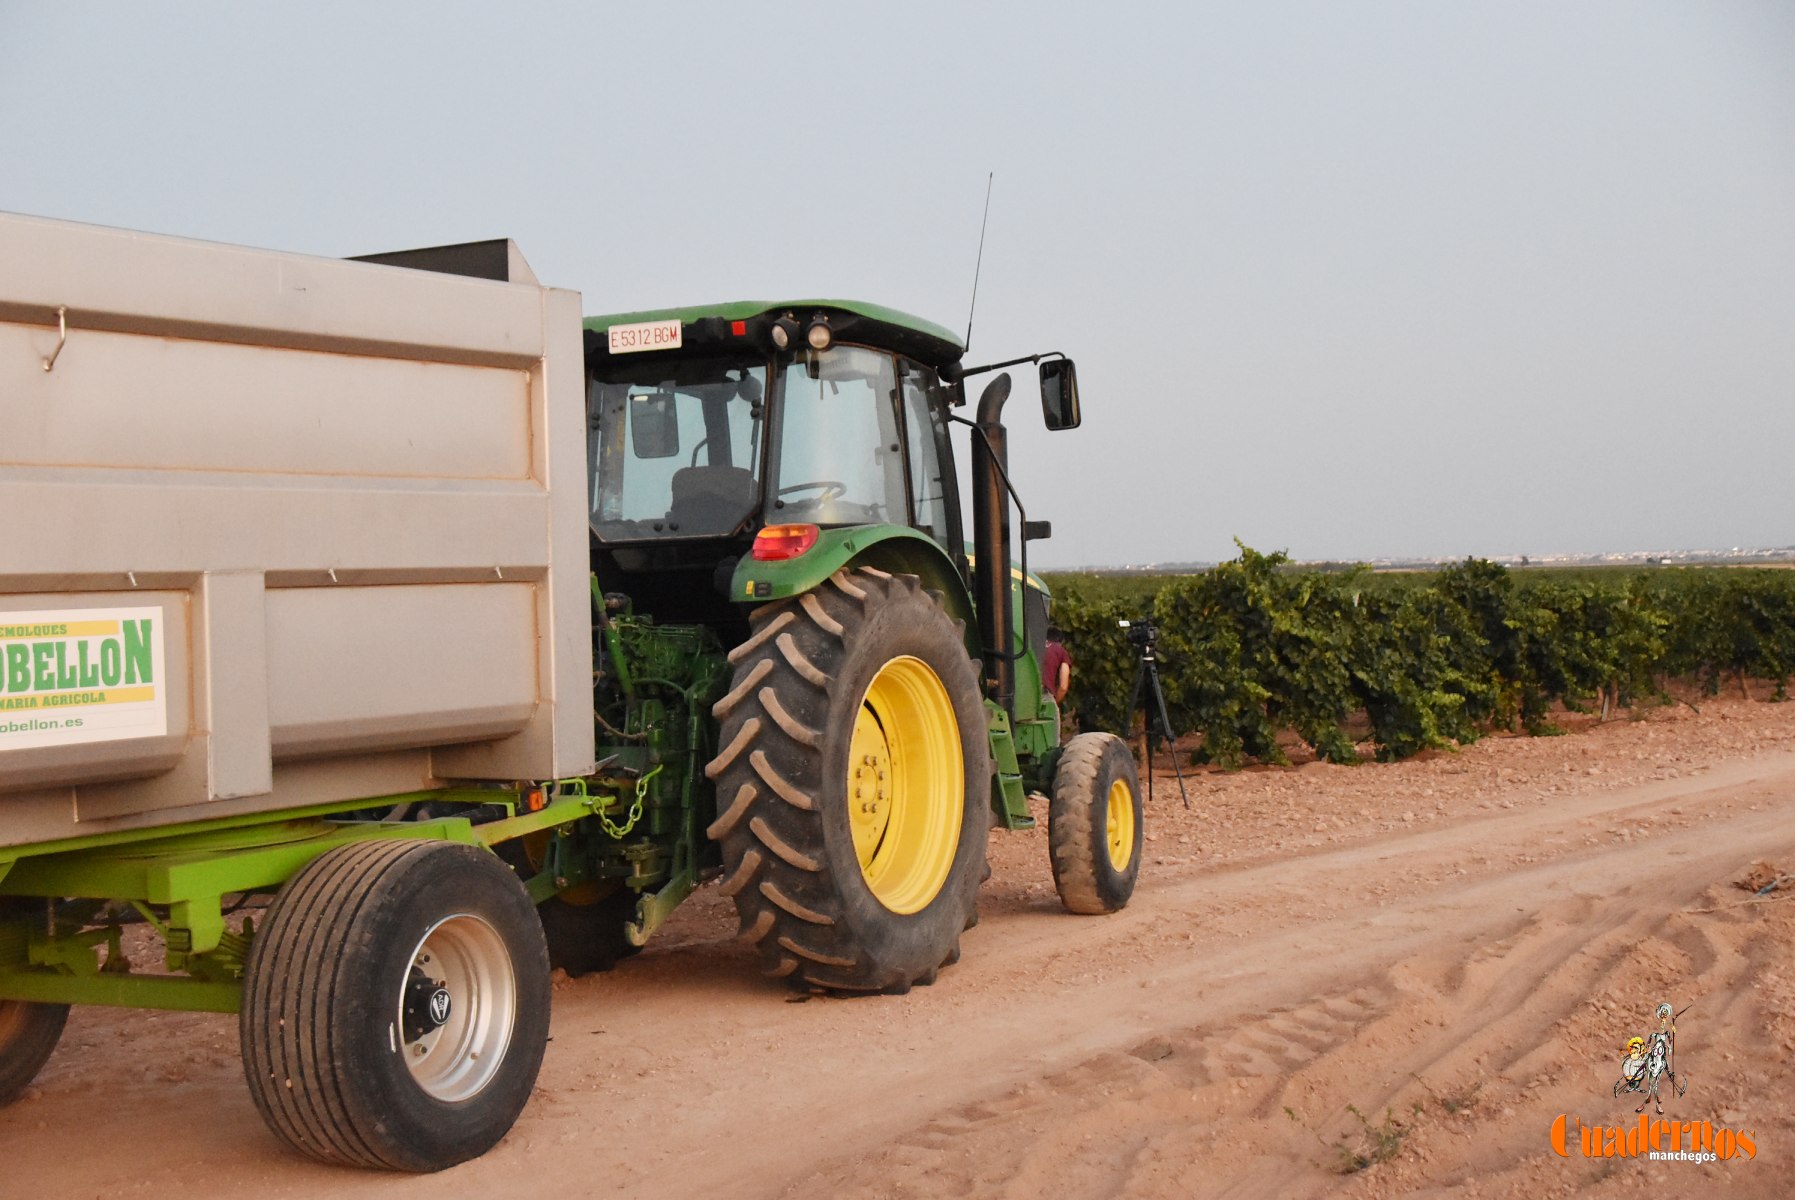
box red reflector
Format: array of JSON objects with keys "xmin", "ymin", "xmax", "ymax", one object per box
[
  {"xmin": 752, "ymin": 524, "xmax": 820, "ymax": 561},
  {"xmin": 731, "ymin": 320, "xmax": 747, "ymax": 336}
]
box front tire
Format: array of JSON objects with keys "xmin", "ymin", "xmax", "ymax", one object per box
[
  {"xmin": 497, "ymin": 836, "xmax": 642, "ymax": 978},
  {"xmin": 706, "ymin": 568, "xmax": 990, "ymax": 992},
  {"xmin": 1049, "ymin": 732, "xmax": 1143, "ymax": 914},
  {"xmin": 241, "ymin": 840, "xmax": 551, "ymax": 1171}
]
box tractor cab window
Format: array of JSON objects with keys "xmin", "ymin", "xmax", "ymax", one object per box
[
  {"xmin": 769, "ymin": 346, "xmax": 907, "ymax": 527},
  {"xmin": 588, "ymin": 361, "xmax": 767, "ymax": 540},
  {"xmin": 900, "ymin": 362, "xmax": 954, "ymax": 546}
]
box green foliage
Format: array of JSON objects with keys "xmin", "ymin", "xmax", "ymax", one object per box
[
  {"xmin": 1348, "ymin": 587, "xmax": 1490, "ymax": 760},
  {"xmin": 1048, "ymin": 584, "xmax": 1136, "ymax": 735},
  {"xmin": 1048, "ymin": 550, "xmax": 1795, "ymax": 765},
  {"xmin": 1152, "ymin": 544, "xmax": 1358, "ymax": 766}
]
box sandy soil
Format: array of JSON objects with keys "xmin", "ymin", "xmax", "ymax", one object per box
[{"xmin": 5, "ymin": 693, "xmax": 1795, "ymax": 1198}]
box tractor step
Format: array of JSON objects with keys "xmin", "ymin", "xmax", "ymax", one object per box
[{"xmin": 984, "ymin": 703, "xmax": 1035, "ymax": 831}]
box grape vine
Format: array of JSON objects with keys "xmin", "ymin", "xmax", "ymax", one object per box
[{"xmin": 1048, "ymin": 546, "xmax": 1795, "ymax": 766}]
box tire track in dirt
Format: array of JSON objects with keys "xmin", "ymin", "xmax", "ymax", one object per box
[{"xmin": 783, "ymin": 761, "xmax": 1795, "ymax": 1200}]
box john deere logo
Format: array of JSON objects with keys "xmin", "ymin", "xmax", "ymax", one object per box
[{"xmin": 428, "ymin": 987, "xmax": 452, "ymax": 1026}]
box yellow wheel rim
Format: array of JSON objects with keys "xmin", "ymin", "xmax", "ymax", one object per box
[
  {"xmin": 847, "ymin": 655, "xmax": 963, "ymax": 914},
  {"xmin": 1105, "ymin": 777, "xmax": 1136, "ymax": 871}
]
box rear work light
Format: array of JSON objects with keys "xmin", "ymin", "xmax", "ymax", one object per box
[{"xmin": 752, "ymin": 524, "xmax": 820, "ymax": 561}]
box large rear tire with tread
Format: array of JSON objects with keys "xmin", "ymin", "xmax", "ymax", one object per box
[
  {"xmin": 706, "ymin": 567, "xmax": 990, "ymax": 992},
  {"xmin": 0, "ymin": 999, "xmax": 68, "ymax": 1107},
  {"xmin": 241, "ymin": 840, "xmax": 551, "ymax": 1172},
  {"xmin": 1049, "ymin": 732, "xmax": 1143, "ymax": 914}
]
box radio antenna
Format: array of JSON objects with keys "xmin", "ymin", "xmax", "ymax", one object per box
[{"xmin": 964, "ymin": 172, "xmax": 994, "ymax": 351}]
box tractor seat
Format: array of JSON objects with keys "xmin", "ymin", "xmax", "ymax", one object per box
[{"xmin": 667, "ymin": 465, "xmax": 756, "ymax": 534}]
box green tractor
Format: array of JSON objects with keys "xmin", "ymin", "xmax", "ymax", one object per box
[{"xmin": 576, "ymin": 300, "xmax": 1145, "ymax": 991}]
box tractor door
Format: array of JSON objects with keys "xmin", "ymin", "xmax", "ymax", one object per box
[{"xmin": 899, "ymin": 359, "xmax": 962, "ymax": 555}]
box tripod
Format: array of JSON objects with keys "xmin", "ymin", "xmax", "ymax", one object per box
[{"xmin": 1121, "ymin": 620, "xmax": 1189, "ymax": 810}]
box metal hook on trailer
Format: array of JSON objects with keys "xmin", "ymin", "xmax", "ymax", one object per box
[{"xmin": 42, "ymin": 306, "xmax": 67, "ymax": 372}]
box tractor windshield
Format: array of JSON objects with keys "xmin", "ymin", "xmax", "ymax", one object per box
[
  {"xmin": 768, "ymin": 346, "xmax": 908, "ymax": 527},
  {"xmin": 588, "ymin": 359, "xmax": 767, "ymax": 541}
]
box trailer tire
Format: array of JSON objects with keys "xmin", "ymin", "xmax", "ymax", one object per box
[
  {"xmin": 0, "ymin": 999, "xmax": 68, "ymax": 1106},
  {"xmin": 1049, "ymin": 732, "xmax": 1143, "ymax": 914},
  {"xmin": 241, "ymin": 840, "xmax": 550, "ymax": 1172},
  {"xmin": 706, "ymin": 568, "xmax": 989, "ymax": 992}
]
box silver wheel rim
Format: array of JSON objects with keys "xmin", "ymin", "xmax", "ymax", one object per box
[{"xmin": 398, "ymin": 913, "xmax": 516, "ymax": 1102}]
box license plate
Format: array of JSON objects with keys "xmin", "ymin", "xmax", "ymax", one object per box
[{"xmin": 607, "ymin": 318, "xmax": 683, "ymax": 354}]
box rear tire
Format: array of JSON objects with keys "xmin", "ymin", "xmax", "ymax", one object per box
[
  {"xmin": 0, "ymin": 999, "xmax": 68, "ymax": 1107},
  {"xmin": 706, "ymin": 568, "xmax": 989, "ymax": 992},
  {"xmin": 1049, "ymin": 732, "xmax": 1143, "ymax": 914},
  {"xmin": 241, "ymin": 840, "xmax": 551, "ymax": 1171}
]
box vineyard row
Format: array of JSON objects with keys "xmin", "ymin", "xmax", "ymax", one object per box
[{"xmin": 1048, "ymin": 547, "xmax": 1795, "ymax": 765}]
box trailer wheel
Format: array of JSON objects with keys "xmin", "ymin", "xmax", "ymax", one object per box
[
  {"xmin": 241, "ymin": 840, "xmax": 550, "ymax": 1171},
  {"xmin": 0, "ymin": 999, "xmax": 69, "ymax": 1106},
  {"xmin": 706, "ymin": 568, "xmax": 989, "ymax": 992},
  {"xmin": 1049, "ymin": 732, "xmax": 1143, "ymax": 914}
]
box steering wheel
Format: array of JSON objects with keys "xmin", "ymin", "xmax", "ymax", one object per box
[{"xmin": 776, "ymin": 480, "xmax": 847, "ymax": 503}]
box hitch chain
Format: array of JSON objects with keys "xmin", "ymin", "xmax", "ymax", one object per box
[{"xmin": 597, "ymin": 764, "xmax": 662, "ymax": 840}]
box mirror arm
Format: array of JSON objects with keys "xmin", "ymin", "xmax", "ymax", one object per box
[{"xmin": 958, "ymin": 350, "xmax": 1066, "ymax": 378}]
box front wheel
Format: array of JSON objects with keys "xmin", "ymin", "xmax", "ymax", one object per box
[
  {"xmin": 1049, "ymin": 732, "xmax": 1143, "ymax": 914},
  {"xmin": 241, "ymin": 840, "xmax": 551, "ymax": 1171}
]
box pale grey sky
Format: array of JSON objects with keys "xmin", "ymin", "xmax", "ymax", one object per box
[{"xmin": 4, "ymin": 2, "xmax": 1791, "ymax": 567}]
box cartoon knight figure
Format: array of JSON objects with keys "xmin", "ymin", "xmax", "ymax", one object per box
[{"xmin": 1612, "ymin": 1002, "xmax": 1689, "ymax": 1114}]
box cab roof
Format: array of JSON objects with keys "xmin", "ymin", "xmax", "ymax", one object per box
[{"xmin": 584, "ymin": 299, "xmax": 965, "ymax": 370}]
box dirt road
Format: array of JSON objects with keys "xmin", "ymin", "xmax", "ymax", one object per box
[{"xmin": 5, "ymin": 697, "xmax": 1794, "ymax": 1198}]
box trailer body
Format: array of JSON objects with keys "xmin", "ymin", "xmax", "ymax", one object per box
[{"xmin": 0, "ymin": 213, "xmax": 595, "ymax": 846}]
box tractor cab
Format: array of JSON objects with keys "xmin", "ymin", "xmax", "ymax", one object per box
[
  {"xmin": 582, "ymin": 299, "xmax": 1081, "ymax": 717},
  {"xmin": 583, "ymin": 302, "xmax": 972, "ymax": 634},
  {"xmin": 586, "ymin": 304, "xmax": 963, "ymax": 540}
]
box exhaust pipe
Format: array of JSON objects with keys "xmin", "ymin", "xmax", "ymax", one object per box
[{"xmin": 971, "ymin": 372, "xmax": 1014, "ymax": 713}]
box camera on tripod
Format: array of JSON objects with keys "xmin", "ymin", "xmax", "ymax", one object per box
[
  {"xmin": 1116, "ymin": 614, "xmax": 1186, "ymax": 808},
  {"xmin": 1117, "ymin": 616, "xmax": 1157, "ymax": 650}
]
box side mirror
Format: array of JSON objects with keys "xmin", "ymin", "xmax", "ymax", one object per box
[
  {"xmin": 1040, "ymin": 358, "xmax": 1081, "ymax": 430},
  {"xmin": 630, "ymin": 391, "xmax": 680, "ymax": 458}
]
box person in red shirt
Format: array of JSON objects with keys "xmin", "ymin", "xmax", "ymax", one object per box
[{"xmin": 1043, "ymin": 625, "xmax": 1071, "ymax": 706}]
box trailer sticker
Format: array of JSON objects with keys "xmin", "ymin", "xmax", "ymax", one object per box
[
  {"xmin": 607, "ymin": 318, "xmax": 683, "ymax": 355},
  {"xmin": 0, "ymin": 607, "xmax": 168, "ymax": 750}
]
